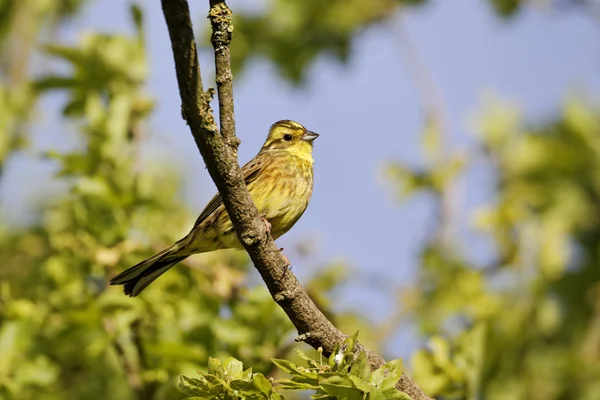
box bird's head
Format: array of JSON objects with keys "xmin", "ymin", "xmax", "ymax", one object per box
[{"xmin": 261, "ymin": 120, "xmax": 319, "ymax": 158}]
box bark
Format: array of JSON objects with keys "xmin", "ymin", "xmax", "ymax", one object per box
[{"xmin": 160, "ymin": 1, "xmax": 432, "ymax": 399}]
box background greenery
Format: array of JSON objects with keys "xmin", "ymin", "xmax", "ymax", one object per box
[{"xmin": 1, "ymin": 0, "xmax": 599, "ymax": 399}]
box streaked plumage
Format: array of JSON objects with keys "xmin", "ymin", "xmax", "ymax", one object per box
[{"xmin": 110, "ymin": 120, "xmax": 318, "ymax": 296}]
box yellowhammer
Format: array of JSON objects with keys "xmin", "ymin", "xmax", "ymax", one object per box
[{"xmin": 110, "ymin": 120, "xmax": 318, "ymax": 296}]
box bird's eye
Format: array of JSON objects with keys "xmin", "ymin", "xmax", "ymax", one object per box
[{"xmin": 283, "ymin": 134, "xmax": 293, "ymax": 141}]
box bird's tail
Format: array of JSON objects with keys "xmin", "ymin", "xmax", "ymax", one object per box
[{"xmin": 110, "ymin": 241, "xmax": 188, "ymax": 297}]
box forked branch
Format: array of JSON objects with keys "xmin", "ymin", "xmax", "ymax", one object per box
[{"xmin": 160, "ymin": 0, "xmax": 432, "ymax": 399}]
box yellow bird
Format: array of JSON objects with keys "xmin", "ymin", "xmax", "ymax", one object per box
[{"xmin": 110, "ymin": 120, "xmax": 318, "ymax": 296}]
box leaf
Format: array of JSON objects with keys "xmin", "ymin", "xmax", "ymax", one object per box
[
  {"xmin": 33, "ymin": 76, "xmax": 79, "ymax": 91},
  {"xmin": 208, "ymin": 357, "xmax": 223, "ymax": 376},
  {"xmin": 271, "ymin": 358, "xmax": 318, "ymax": 383},
  {"xmin": 271, "ymin": 358, "xmax": 295, "ymax": 374},
  {"xmin": 41, "ymin": 44, "xmax": 87, "ymax": 65},
  {"xmin": 197, "ymin": 371, "xmax": 227, "ymax": 388},
  {"xmin": 295, "ymin": 347, "xmax": 323, "ymax": 370},
  {"xmin": 328, "ymin": 345, "xmax": 339, "ymax": 369},
  {"xmin": 319, "ymin": 375, "xmax": 362, "ymax": 400},
  {"xmin": 276, "ymin": 380, "xmax": 319, "ymax": 391},
  {"xmin": 349, "ymin": 351, "xmax": 370, "ymax": 381},
  {"xmin": 368, "ymin": 388, "xmax": 387, "ymax": 400},
  {"xmin": 230, "ymin": 379, "xmax": 261, "ymax": 396},
  {"xmin": 380, "ymin": 359, "xmax": 403, "ymax": 389},
  {"xmin": 488, "ymin": 0, "xmax": 521, "ymax": 18},
  {"xmin": 179, "ymin": 375, "xmax": 210, "ymax": 396},
  {"xmin": 130, "ymin": 3, "xmax": 143, "ymax": 34},
  {"xmin": 241, "ymin": 367, "xmax": 253, "ymax": 381},
  {"xmin": 429, "ymin": 336, "xmax": 451, "ymax": 366},
  {"xmin": 207, "ymin": 380, "xmax": 229, "ymax": 397},
  {"xmin": 370, "ymin": 366, "xmax": 385, "ymax": 387},
  {"xmin": 252, "ymin": 373, "xmax": 272, "ymax": 395},
  {"xmin": 369, "ymin": 387, "xmax": 412, "ymax": 400},
  {"xmin": 380, "ymin": 387, "xmax": 413, "ymax": 400},
  {"xmin": 62, "ymin": 99, "xmax": 85, "ymax": 116},
  {"xmin": 330, "ymin": 331, "xmax": 360, "ymax": 372},
  {"xmin": 223, "ymin": 357, "xmax": 244, "ymax": 379},
  {"xmin": 348, "ymin": 375, "xmax": 373, "ymax": 393},
  {"xmin": 344, "ymin": 331, "xmax": 360, "ymax": 356}
]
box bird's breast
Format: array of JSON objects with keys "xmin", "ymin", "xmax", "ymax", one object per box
[{"xmin": 250, "ymin": 157, "xmax": 314, "ymax": 239}]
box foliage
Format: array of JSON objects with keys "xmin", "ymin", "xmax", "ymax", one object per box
[
  {"xmin": 2, "ymin": 1, "xmax": 599, "ymax": 400},
  {"xmin": 0, "ymin": 4, "xmax": 353, "ymax": 399},
  {"xmin": 179, "ymin": 357, "xmax": 282, "ymax": 400},
  {"xmin": 219, "ymin": 0, "xmax": 552, "ymax": 84},
  {"xmin": 179, "ymin": 332, "xmax": 410, "ymax": 400},
  {"xmin": 388, "ymin": 96, "xmax": 600, "ymax": 399},
  {"xmin": 0, "ymin": 0, "xmax": 89, "ymax": 172},
  {"xmin": 222, "ymin": 0, "xmax": 427, "ymax": 84}
]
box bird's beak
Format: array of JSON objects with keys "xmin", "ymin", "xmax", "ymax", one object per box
[{"xmin": 301, "ymin": 130, "xmax": 319, "ymax": 142}]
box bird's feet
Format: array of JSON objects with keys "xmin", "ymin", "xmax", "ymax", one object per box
[
  {"xmin": 260, "ymin": 215, "xmax": 271, "ymax": 235},
  {"xmin": 279, "ymin": 247, "xmax": 293, "ymax": 278}
]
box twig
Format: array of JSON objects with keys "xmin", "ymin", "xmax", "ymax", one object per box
[
  {"xmin": 160, "ymin": 1, "xmax": 432, "ymax": 398},
  {"xmin": 103, "ymin": 318, "xmax": 143, "ymax": 397},
  {"xmin": 391, "ymin": 13, "xmax": 458, "ymax": 250}
]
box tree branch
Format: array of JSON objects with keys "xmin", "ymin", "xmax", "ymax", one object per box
[{"xmin": 160, "ymin": 0, "xmax": 432, "ymax": 398}]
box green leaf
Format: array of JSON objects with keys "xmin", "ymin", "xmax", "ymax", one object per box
[
  {"xmin": 179, "ymin": 375, "xmax": 210, "ymax": 396},
  {"xmin": 380, "ymin": 359, "xmax": 403, "ymax": 389},
  {"xmin": 295, "ymin": 347, "xmax": 323, "ymax": 370},
  {"xmin": 271, "ymin": 358, "xmax": 318, "ymax": 383},
  {"xmin": 329, "ymin": 331, "xmax": 360, "ymax": 372},
  {"xmin": 42, "ymin": 44, "xmax": 87, "ymax": 65},
  {"xmin": 368, "ymin": 388, "xmax": 387, "ymax": 400},
  {"xmin": 241, "ymin": 367, "xmax": 253, "ymax": 381},
  {"xmin": 276, "ymin": 380, "xmax": 319, "ymax": 391},
  {"xmin": 208, "ymin": 357, "xmax": 223, "ymax": 375},
  {"xmin": 429, "ymin": 336, "xmax": 451, "ymax": 366},
  {"xmin": 34, "ymin": 76, "xmax": 79, "ymax": 91},
  {"xmin": 230, "ymin": 378, "xmax": 261, "ymax": 396},
  {"xmin": 130, "ymin": 3, "xmax": 143, "ymax": 34},
  {"xmin": 207, "ymin": 381, "xmax": 229, "ymax": 397},
  {"xmin": 223, "ymin": 357, "xmax": 244, "ymax": 379},
  {"xmin": 370, "ymin": 366, "xmax": 385, "ymax": 387},
  {"xmin": 349, "ymin": 351, "xmax": 370, "ymax": 380},
  {"xmin": 488, "ymin": 0, "xmax": 521, "ymax": 18},
  {"xmin": 328, "ymin": 345, "xmax": 339, "ymax": 369},
  {"xmin": 344, "ymin": 331, "xmax": 359, "ymax": 358},
  {"xmin": 380, "ymin": 387, "xmax": 413, "ymax": 400},
  {"xmin": 197, "ymin": 371, "xmax": 227, "ymax": 388},
  {"xmin": 370, "ymin": 387, "xmax": 412, "ymax": 400},
  {"xmin": 271, "ymin": 358, "xmax": 295, "ymax": 374},
  {"xmin": 348, "ymin": 375, "xmax": 373, "ymax": 393},
  {"xmin": 320, "ymin": 375, "xmax": 362, "ymax": 400},
  {"xmin": 252, "ymin": 373, "xmax": 272, "ymax": 394}
]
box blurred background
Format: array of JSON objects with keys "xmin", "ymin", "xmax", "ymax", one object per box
[{"xmin": 1, "ymin": 0, "xmax": 600, "ymax": 399}]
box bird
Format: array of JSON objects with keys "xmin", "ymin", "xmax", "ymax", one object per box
[{"xmin": 110, "ymin": 120, "xmax": 319, "ymax": 297}]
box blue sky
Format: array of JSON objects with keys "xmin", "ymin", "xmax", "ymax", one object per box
[{"xmin": 2, "ymin": 0, "xmax": 599, "ymax": 357}]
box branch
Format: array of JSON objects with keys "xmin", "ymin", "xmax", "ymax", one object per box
[{"xmin": 160, "ymin": 1, "xmax": 432, "ymax": 399}]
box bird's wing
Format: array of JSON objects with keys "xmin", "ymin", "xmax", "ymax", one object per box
[{"xmin": 192, "ymin": 156, "xmax": 264, "ymax": 229}]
